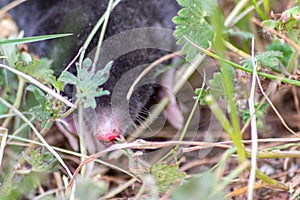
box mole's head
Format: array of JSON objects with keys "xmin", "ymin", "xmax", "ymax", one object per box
[{"xmin": 86, "ymin": 49, "xmax": 158, "ymax": 144}]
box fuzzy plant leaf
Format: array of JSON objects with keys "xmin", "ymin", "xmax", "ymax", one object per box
[
  {"xmin": 172, "ymin": 172, "xmax": 225, "ymax": 200},
  {"xmin": 262, "ymin": 6, "xmax": 300, "ymax": 46},
  {"xmin": 209, "ymin": 72, "xmax": 225, "ymax": 101},
  {"xmin": 75, "ymin": 178, "xmax": 107, "ymax": 200},
  {"xmin": 23, "ymin": 148, "xmax": 58, "ymax": 172},
  {"xmin": 15, "ymin": 52, "xmax": 54, "ymax": 82},
  {"xmin": 151, "ymin": 162, "xmax": 186, "ymax": 193},
  {"xmin": 266, "ymin": 42, "xmax": 292, "ymax": 66},
  {"xmin": 241, "ymin": 51, "xmax": 284, "ymax": 73},
  {"xmin": 173, "ymin": 0, "xmax": 216, "ymax": 61},
  {"xmin": 28, "ymin": 85, "xmax": 65, "ymax": 129},
  {"xmin": 59, "ymin": 59, "xmax": 112, "ymax": 109}
]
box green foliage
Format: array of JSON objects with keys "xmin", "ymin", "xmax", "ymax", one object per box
[
  {"xmin": 172, "ymin": 172, "xmax": 225, "ymax": 200},
  {"xmin": 173, "ymin": 0, "xmax": 216, "ymax": 60},
  {"xmin": 75, "ymin": 178, "xmax": 107, "ymax": 199},
  {"xmin": 242, "ymin": 102, "xmax": 269, "ymax": 130},
  {"xmin": 15, "ymin": 52, "xmax": 54, "ymax": 82},
  {"xmin": 194, "ymin": 87, "xmax": 209, "ymax": 105},
  {"xmin": 262, "ymin": 6, "xmax": 300, "ymax": 46},
  {"xmin": 28, "ymin": 85, "xmax": 64, "ymax": 129},
  {"xmin": 23, "ymin": 148, "xmax": 58, "ymax": 172},
  {"xmin": 59, "ymin": 58, "xmax": 112, "ymax": 109},
  {"xmin": 242, "ymin": 51, "xmax": 284, "ymax": 72},
  {"xmin": 266, "ymin": 42, "xmax": 293, "ymax": 66},
  {"xmin": 209, "ymin": 71, "xmax": 227, "ymax": 101},
  {"xmin": 0, "ymin": 172, "xmax": 45, "ymax": 200},
  {"xmin": 151, "ymin": 162, "xmax": 186, "ymax": 192}
]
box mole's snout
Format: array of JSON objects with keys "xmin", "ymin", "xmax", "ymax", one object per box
[
  {"xmin": 94, "ymin": 107, "xmax": 123, "ymax": 143},
  {"xmin": 95, "ymin": 131, "xmax": 120, "ymax": 143}
]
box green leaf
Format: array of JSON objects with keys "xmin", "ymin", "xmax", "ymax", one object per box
[
  {"xmin": 266, "ymin": 42, "xmax": 292, "ymax": 66},
  {"xmin": 209, "ymin": 72, "xmax": 225, "ymax": 101},
  {"xmin": 173, "ymin": 0, "xmax": 216, "ymax": 61},
  {"xmin": 29, "ymin": 86, "xmax": 65, "ymax": 129},
  {"xmin": 26, "ymin": 85, "xmax": 46, "ymax": 105},
  {"xmin": 23, "ymin": 148, "xmax": 58, "ymax": 172},
  {"xmin": 172, "ymin": 172, "xmax": 225, "ymax": 200},
  {"xmin": 60, "ymin": 59, "xmax": 112, "ymax": 109},
  {"xmin": 242, "ymin": 102, "xmax": 269, "ymax": 130},
  {"xmin": 194, "ymin": 87, "xmax": 209, "ymax": 105},
  {"xmin": 75, "ymin": 178, "xmax": 107, "ymax": 199},
  {"xmin": 151, "ymin": 162, "xmax": 186, "ymax": 193},
  {"xmin": 59, "ymin": 71, "xmax": 79, "ymax": 86},
  {"xmin": 82, "ymin": 57, "xmax": 93, "ymax": 69},
  {"xmin": 241, "ymin": 51, "xmax": 284, "ymax": 72},
  {"xmin": 15, "ymin": 53, "xmax": 54, "ymax": 82},
  {"xmin": 227, "ymin": 29, "xmax": 254, "ymax": 39},
  {"xmin": 48, "ymin": 75, "xmax": 64, "ymax": 92}
]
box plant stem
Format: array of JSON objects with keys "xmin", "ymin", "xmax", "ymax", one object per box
[
  {"xmin": 1, "ymin": 77, "xmax": 25, "ymax": 128},
  {"xmin": 78, "ymin": 0, "xmax": 121, "ymax": 67},
  {"xmin": 93, "ymin": 0, "xmax": 114, "ymax": 68}
]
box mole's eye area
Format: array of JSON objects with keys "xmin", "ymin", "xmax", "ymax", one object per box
[{"xmin": 95, "ymin": 132, "xmax": 120, "ymax": 143}]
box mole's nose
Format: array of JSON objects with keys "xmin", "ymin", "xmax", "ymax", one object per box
[{"xmin": 95, "ymin": 132, "xmax": 120, "ymax": 142}]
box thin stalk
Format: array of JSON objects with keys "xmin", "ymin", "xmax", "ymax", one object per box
[
  {"xmin": 160, "ymin": 72, "xmax": 206, "ymax": 161},
  {"xmin": 247, "ymin": 38, "xmax": 258, "ymax": 200},
  {"xmin": 0, "ymin": 64, "xmax": 74, "ymax": 107},
  {"xmin": 286, "ymin": 51, "xmax": 298, "ymax": 74},
  {"xmin": 93, "ymin": 0, "xmax": 114, "ymax": 69},
  {"xmin": 1, "ymin": 77, "xmax": 25, "ymax": 128},
  {"xmin": 78, "ymin": 0, "xmax": 121, "ymax": 67},
  {"xmin": 77, "ymin": 104, "xmax": 87, "ymax": 177},
  {"xmin": 224, "ymin": 0, "xmax": 250, "ymax": 27},
  {"xmin": 252, "ymin": 0, "xmax": 267, "ymax": 20},
  {"xmin": 263, "ymin": 0, "xmax": 270, "ymax": 17},
  {"xmin": 205, "ymin": 95, "xmax": 246, "ymax": 161}
]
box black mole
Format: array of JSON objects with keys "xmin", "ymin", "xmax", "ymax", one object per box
[{"xmin": 1, "ymin": 0, "xmax": 180, "ymax": 151}]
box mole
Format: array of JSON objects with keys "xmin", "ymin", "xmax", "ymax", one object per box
[{"xmin": 1, "ymin": 0, "xmax": 181, "ymax": 152}]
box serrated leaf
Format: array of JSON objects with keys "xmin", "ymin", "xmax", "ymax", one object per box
[
  {"xmin": 60, "ymin": 60, "xmax": 112, "ymax": 109},
  {"xmin": 241, "ymin": 50, "xmax": 284, "ymax": 72},
  {"xmin": 15, "ymin": 53, "xmax": 54, "ymax": 82},
  {"xmin": 266, "ymin": 42, "xmax": 292, "ymax": 66},
  {"xmin": 23, "ymin": 148, "xmax": 57, "ymax": 172},
  {"xmin": 151, "ymin": 162, "xmax": 186, "ymax": 192},
  {"xmin": 173, "ymin": 0, "xmax": 215, "ymax": 61}
]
